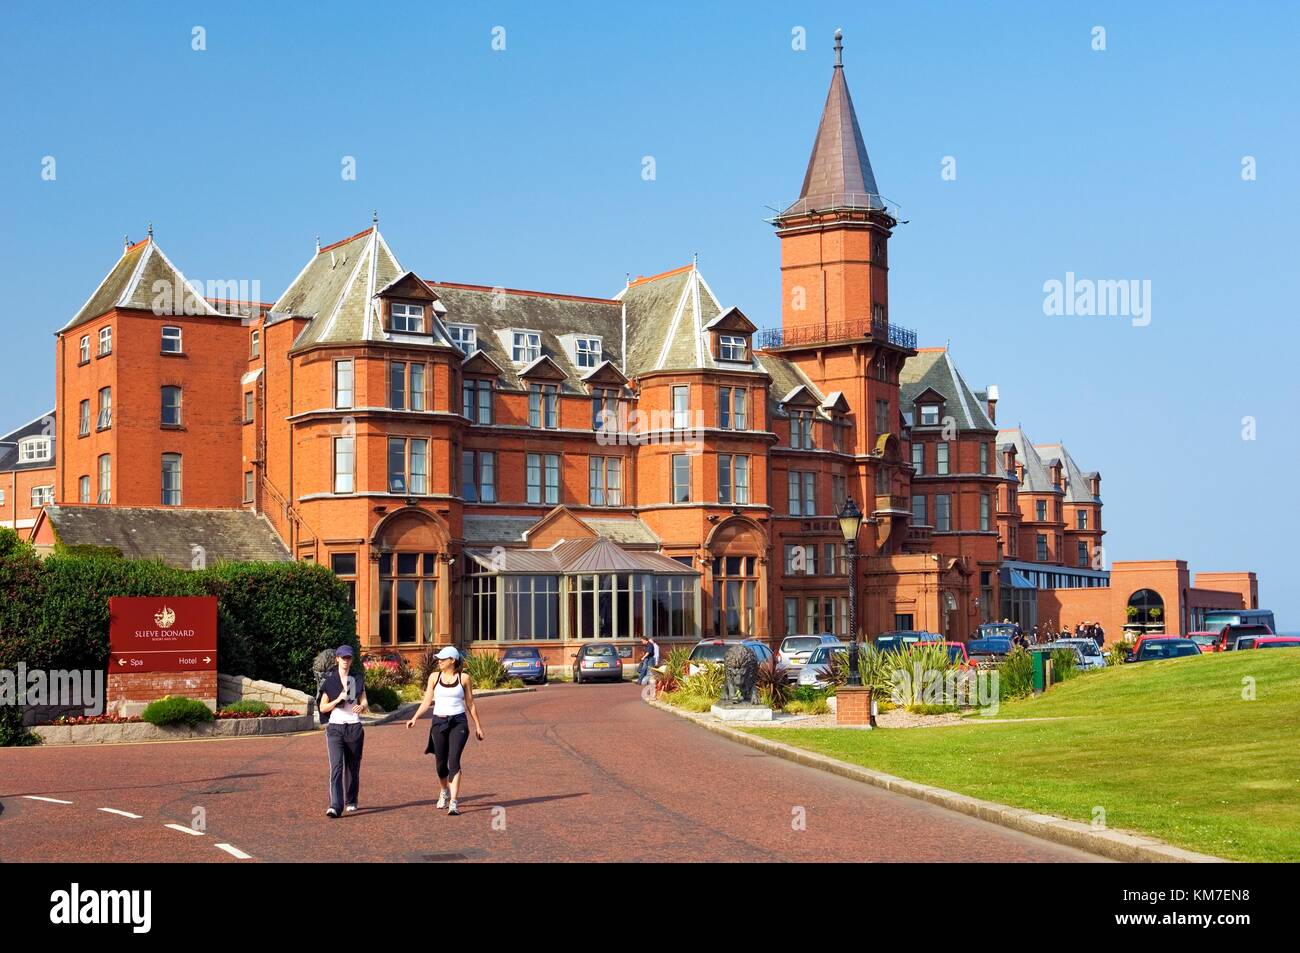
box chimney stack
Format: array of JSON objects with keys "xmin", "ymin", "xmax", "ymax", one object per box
[{"xmin": 986, "ymin": 384, "xmax": 999, "ymax": 424}]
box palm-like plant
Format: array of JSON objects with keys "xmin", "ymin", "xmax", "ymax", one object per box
[{"xmin": 755, "ymin": 654, "xmax": 792, "ymax": 710}]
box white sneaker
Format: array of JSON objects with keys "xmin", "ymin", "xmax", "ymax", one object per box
[
  {"xmin": 345, "ymin": 804, "xmax": 357, "ymax": 814},
  {"xmin": 447, "ymin": 800, "xmax": 461, "ymax": 816},
  {"xmin": 436, "ymin": 791, "xmax": 448, "ymax": 810}
]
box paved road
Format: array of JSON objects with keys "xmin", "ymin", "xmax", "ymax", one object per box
[{"xmin": 0, "ymin": 683, "xmax": 1103, "ymax": 862}]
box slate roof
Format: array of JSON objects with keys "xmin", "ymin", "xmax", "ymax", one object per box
[
  {"xmin": 428, "ymin": 283, "xmax": 624, "ymax": 392},
  {"xmin": 63, "ymin": 238, "xmax": 228, "ymax": 332},
  {"xmin": 900, "ymin": 348, "xmax": 996, "ymax": 432},
  {"xmin": 1035, "ymin": 443, "xmax": 1100, "ymax": 504},
  {"xmin": 616, "ymin": 265, "xmax": 764, "ymax": 377},
  {"xmin": 465, "ymin": 537, "xmax": 695, "ymax": 575},
  {"xmin": 783, "ymin": 33, "xmax": 885, "ymax": 215},
  {"xmin": 267, "ymin": 222, "xmax": 810, "ymax": 396},
  {"xmin": 0, "ymin": 410, "xmax": 56, "ymax": 474},
  {"xmin": 38, "ymin": 506, "xmax": 291, "ymax": 567},
  {"xmin": 997, "ymin": 429, "xmax": 1061, "ymax": 495},
  {"xmin": 269, "ymin": 227, "xmax": 455, "ymax": 352},
  {"xmin": 462, "ymin": 514, "xmax": 659, "ymax": 546}
]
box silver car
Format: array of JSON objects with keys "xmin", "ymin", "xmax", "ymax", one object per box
[
  {"xmin": 1043, "ymin": 639, "xmax": 1106, "ymax": 670},
  {"xmin": 778, "ymin": 634, "xmax": 841, "ymax": 682},
  {"xmin": 796, "ymin": 642, "xmax": 848, "ymax": 688}
]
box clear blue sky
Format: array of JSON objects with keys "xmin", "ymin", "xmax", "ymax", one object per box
[{"xmin": 2, "ymin": 1, "xmax": 1296, "ymax": 623}]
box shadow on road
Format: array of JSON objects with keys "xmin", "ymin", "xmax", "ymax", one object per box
[{"xmin": 356, "ymin": 791, "xmax": 588, "ymax": 816}]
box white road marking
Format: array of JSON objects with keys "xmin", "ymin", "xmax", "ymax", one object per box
[
  {"xmin": 164, "ymin": 823, "xmax": 204, "ymax": 836},
  {"xmin": 215, "ymin": 843, "xmax": 252, "ymax": 859},
  {"xmin": 98, "ymin": 807, "xmax": 143, "ymax": 819},
  {"xmin": 23, "ymin": 795, "xmax": 73, "ymax": 804}
]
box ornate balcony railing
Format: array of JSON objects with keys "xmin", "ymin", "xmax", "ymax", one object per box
[
  {"xmin": 755, "ymin": 316, "xmax": 918, "ymax": 352},
  {"xmin": 770, "ymin": 192, "xmax": 903, "ymax": 222}
]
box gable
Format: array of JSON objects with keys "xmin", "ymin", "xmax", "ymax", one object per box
[
  {"xmin": 525, "ymin": 506, "xmax": 597, "ymax": 548},
  {"xmin": 704, "ymin": 306, "xmax": 758, "ymax": 335}
]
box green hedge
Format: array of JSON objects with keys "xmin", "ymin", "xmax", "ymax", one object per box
[
  {"xmin": 0, "ymin": 528, "xmax": 356, "ymax": 696},
  {"xmin": 141, "ymin": 696, "xmax": 214, "ymax": 727}
]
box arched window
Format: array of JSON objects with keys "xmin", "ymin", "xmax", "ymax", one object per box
[{"xmin": 1126, "ymin": 589, "xmax": 1165, "ymax": 628}]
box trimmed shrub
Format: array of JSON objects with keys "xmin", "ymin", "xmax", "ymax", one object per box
[
  {"xmin": 219, "ymin": 699, "xmax": 270, "ymax": 716},
  {"xmin": 141, "ymin": 696, "xmax": 215, "ymax": 727},
  {"xmin": 365, "ymin": 685, "xmax": 401, "ymax": 713},
  {"xmin": 0, "ymin": 542, "xmax": 357, "ymax": 697},
  {"xmin": 358, "ymin": 663, "xmax": 404, "ymax": 692}
]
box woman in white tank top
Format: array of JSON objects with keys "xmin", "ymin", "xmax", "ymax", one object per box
[{"xmin": 407, "ymin": 646, "xmax": 483, "ymax": 816}]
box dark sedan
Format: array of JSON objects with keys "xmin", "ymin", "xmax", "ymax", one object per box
[{"xmin": 1126, "ymin": 638, "xmax": 1201, "ymax": 662}]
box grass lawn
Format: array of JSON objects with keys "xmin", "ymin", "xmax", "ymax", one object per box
[{"xmin": 748, "ymin": 649, "xmax": 1300, "ymax": 861}]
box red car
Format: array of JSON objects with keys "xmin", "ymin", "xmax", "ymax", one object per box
[
  {"xmin": 1251, "ymin": 636, "xmax": 1300, "ymax": 650},
  {"xmin": 1218, "ymin": 623, "xmax": 1273, "ymax": 652},
  {"xmin": 912, "ymin": 640, "xmax": 975, "ymax": 669},
  {"xmin": 1185, "ymin": 631, "xmax": 1222, "ymax": 653}
]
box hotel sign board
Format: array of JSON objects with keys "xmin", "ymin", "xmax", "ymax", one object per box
[{"xmin": 108, "ymin": 596, "xmax": 218, "ymax": 674}]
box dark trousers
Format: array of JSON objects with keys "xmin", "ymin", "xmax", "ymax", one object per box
[
  {"xmin": 428, "ymin": 713, "xmax": 469, "ymax": 781},
  {"xmin": 326, "ymin": 722, "xmax": 364, "ymax": 810}
]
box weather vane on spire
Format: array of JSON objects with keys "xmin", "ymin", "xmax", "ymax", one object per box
[{"xmin": 834, "ymin": 28, "xmax": 843, "ymax": 68}]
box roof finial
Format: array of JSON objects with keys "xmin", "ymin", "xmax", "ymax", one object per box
[
  {"xmin": 315, "ymin": 235, "xmax": 321, "ymax": 253},
  {"xmin": 372, "ymin": 209, "xmax": 378, "ymax": 227},
  {"xmin": 834, "ymin": 28, "xmax": 843, "ymax": 68},
  {"xmin": 147, "ymin": 221, "xmax": 154, "ymax": 240},
  {"xmin": 123, "ymin": 234, "xmax": 130, "ymax": 254},
  {"xmin": 693, "ymin": 251, "xmax": 699, "ymax": 269}
]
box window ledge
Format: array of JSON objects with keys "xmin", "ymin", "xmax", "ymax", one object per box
[
  {"xmin": 160, "ymin": 350, "xmax": 187, "ymax": 358},
  {"xmin": 160, "ymin": 424, "xmax": 186, "ymax": 431}
]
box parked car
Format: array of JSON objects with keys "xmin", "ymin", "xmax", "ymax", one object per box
[
  {"xmin": 920, "ymin": 640, "xmax": 974, "ymax": 668},
  {"xmin": 975, "ymin": 622, "xmax": 1019, "ymax": 640},
  {"xmin": 1034, "ymin": 642, "xmax": 1085, "ymax": 669},
  {"xmin": 1252, "ymin": 636, "xmax": 1300, "ymax": 650},
  {"xmin": 778, "ymin": 634, "xmax": 841, "ymax": 681},
  {"xmin": 1219, "ymin": 623, "xmax": 1273, "ymax": 652},
  {"xmin": 571, "ymin": 643, "xmax": 624, "ymax": 684},
  {"xmin": 966, "ymin": 636, "xmax": 1014, "ymax": 667},
  {"xmin": 686, "ymin": 639, "xmax": 774, "ymax": 676},
  {"xmin": 1047, "ymin": 637, "xmax": 1108, "ymax": 670},
  {"xmin": 1186, "ymin": 631, "xmax": 1222, "ymax": 653},
  {"xmin": 1126, "ymin": 638, "xmax": 1201, "ymax": 662},
  {"xmin": 797, "ymin": 642, "xmax": 849, "ymax": 688},
  {"xmin": 502, "ymin": 646, "xmax": 547, "ymax": 684},
  {"xmin": 872, "ymin": 630, "xmax": 942, "ymax": 654}
]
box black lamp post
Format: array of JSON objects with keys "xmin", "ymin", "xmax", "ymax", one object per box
[{"xmin": 837, "ymin": 497, "xmax": 864, "ymax": 686}]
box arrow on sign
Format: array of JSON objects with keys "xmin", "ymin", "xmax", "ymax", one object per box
[
  {"xmin": 118, "ymin": 658, "xmax": 127, "ymax": 666},
  {"xmin": 203, "ymin": 657, "xmax": 212, "ymax": 664}
]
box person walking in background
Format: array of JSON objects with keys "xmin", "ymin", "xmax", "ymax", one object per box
[
  {"xmin": 407, "ymin": 646, "xmax": 483, "ymax": 817},
  {"xmin": 319, "ymin": 645, "xmax": 368, "ymax": 818},
  {"xmin": 1094, "ymin": 622, "xmax": 1106, "ymax": 647},
  {"xmin": 637, "ymin": 635, "xmax": 660, "ymax": 685}
]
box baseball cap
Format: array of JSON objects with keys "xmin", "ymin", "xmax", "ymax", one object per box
[
  {"xmin": 435, "ymin": 646, "xmax": 461, "ymax": 660},
  {"xmin": 335, "ymin": 645, "xmax": 354, "ymax": 658}
]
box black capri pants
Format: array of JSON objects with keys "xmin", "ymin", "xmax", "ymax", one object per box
[{"xmin": 425, "ymin": 713, "xmax": 470, "ymax": 780}]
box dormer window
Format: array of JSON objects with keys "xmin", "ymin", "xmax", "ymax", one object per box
[
  {"xmin": 575, "ymin": 337, "xmax": 601, "ymax": 369},
  {"xmin": 18, "ymin": 436, "xmax": 52, "ymax": 463},
  {"xmin": 448, "ymin": 324, "xmax": 477, "ymax": 354},
  {"xmin": 511, "ymin": 330, "xmax": 541, "ymax": 364},
  {"xmin": 390, "ymin": 302, "xmax": 425, "ymax": 333},
  {"xmin": 718, "ymin": 335, "xmax": 748, "ymax": 362},
  {"xmin": 919, "ymin": 404, "xmax": 940, "ymax": 426}
]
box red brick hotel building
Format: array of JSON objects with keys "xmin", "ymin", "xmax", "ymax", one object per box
[{"xmin": 11, "ymin": 35, "xmax": 1261, "ymax": 661}]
